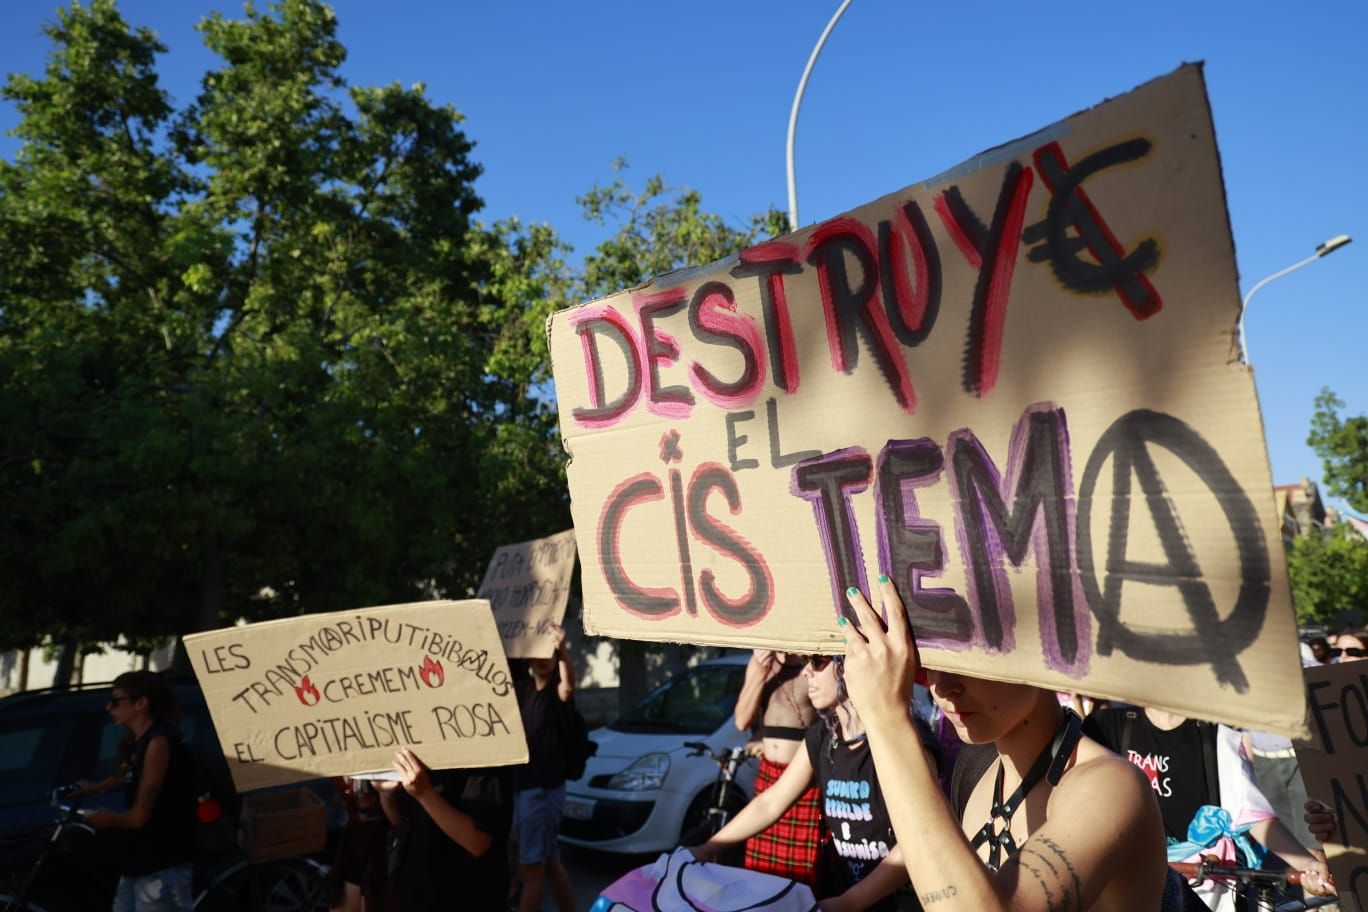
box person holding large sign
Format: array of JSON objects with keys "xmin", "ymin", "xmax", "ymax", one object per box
[
  {"xmin": 842, "ymin": 578, "xmax": 1169, "ymax": 911},
  {"xmin": 378, "ymin": 748, "xmax": 513, "ymax": 911}
]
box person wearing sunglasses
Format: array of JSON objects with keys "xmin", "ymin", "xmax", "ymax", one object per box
[
  {"xmin": 79, "ymin": 671, "xmax": 196, "ymax": 911},
  {"xmin": 690, "ymin": 649, "xmax": 941, "ymax": 911},
  {"xmin": 841, "ymin": 577, "xmax": 1171, "ymax": 912},
  {"xmin": 1330, "ymin": 632, "xmax": 1367, "ymax": 661}
]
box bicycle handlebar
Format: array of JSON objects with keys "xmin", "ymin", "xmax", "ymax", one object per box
[{"xmin": 1170, "ymin": 859, "xmax": 1303, "ymax": 888}]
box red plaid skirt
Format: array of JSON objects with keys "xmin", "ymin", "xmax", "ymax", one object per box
[{"xmin": 743, "ymin": 756, "xmax": 822, "ymax": 886}]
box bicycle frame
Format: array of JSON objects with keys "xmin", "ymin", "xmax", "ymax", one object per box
[
  {"xmin": 1170, "ymin": 859, "xmax": 1335, "ymax": 912},
  {"xmin": 683, "ymin": 742, "xmax": 752, "ymax": 835},
  {"xmin": 1, "ymin": 787, "xmax": 95, "ymax": 912}
]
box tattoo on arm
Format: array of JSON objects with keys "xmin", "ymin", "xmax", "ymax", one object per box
[
  {"xmin": 1038, "ymin": 836, "xmax": 1084, "ymax": 911},
  {"xmin": 1013, "ymin": 854, "xmax": 1059, "ymax": 912},
  {"xmin": 918, "ymin": 885, "xmax": 958, "ymax": 906}
]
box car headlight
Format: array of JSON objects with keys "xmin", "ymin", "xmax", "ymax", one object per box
[{"xmin": 605, "ymin": 752, "xmax": 671, "ymax": 791}]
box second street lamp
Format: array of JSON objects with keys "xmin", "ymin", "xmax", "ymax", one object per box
[{"xmin": 1239, "ymin": 234, "xmax": 1352, "ymax": 364}]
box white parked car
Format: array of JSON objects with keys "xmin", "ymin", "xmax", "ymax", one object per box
[{"xmin": 559, "ymin": 654, "xmax": 758, "ymax": 854}]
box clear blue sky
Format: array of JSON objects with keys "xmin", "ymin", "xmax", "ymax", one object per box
[{"xmin": 3, "ymin": 0, "xmax": 1364, "ymax": 513}]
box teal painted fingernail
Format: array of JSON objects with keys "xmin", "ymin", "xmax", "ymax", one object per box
[
  {"xmin": 878, "ymin": 574, "xmax": 889, "ymax": 583},
  {"xmin": 846, "ymin": 587, "xmax": 859, "ymax": 597},
  {"xmin": 837, "ymin": 617, "xmax": 848, "ymax": 626}
]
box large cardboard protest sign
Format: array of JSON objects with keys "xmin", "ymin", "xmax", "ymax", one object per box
[
  {"xmin": 1295, "ymin": 663, "xmax": 1368, "ymax": 911},
  {"xmin": 547, "ymin": 65, "xmax": 1306, "ymax": 734},
  {"xmin": 185, "ymin": 600, "xmax": 527, "ymax": 792},
  {"xmin": 477, "ymin": 529, "xmax": 578, "ymax": 658}
]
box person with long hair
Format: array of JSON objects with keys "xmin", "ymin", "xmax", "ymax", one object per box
[
  {"xmin": 690, "ymin": 652, "xmax": 939, "ymax": 911},
  {"xmin": 80, "ymin": 671, "xmax": 196, "ymax": 912},
  {"xmin": 841, "ymin": 577, "xmax": 1170, "ymax": 911}
]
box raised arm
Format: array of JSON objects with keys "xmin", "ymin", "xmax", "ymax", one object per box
[
  {"xmin": 393, "ymin": 749, "xmax": 493, "ymax": 857},
  {"xmin": 552, "ymin": 623, "xmax": 575, "ymax": 703},
  {"xmin": 688, "ymin": 740, "xmax": 812, "ymax": 860},
  {"xmin": 843, "ymin": 577, "xmax": 1162, "ymax": 912},
  {"xmin": 734, "ymin": 650, "xmax": 779, "ymax": 732}
]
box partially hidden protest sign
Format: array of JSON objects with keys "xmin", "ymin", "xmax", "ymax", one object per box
[
  {"xmin": 477, "ymin": 529, "xmax": 578, "ymax": 658},
  {"xmin": 185, "ymin": 600, "xmax": 527, "ymax": 792},
  {"xmin": 546, "ymin": 64, "xmax": 1307, "ymax": 735},
  {"xmin": 1295, "ymin": 662, "xmax": 1368, "ymax": 911}
]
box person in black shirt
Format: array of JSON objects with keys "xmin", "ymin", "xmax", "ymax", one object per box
[
  {"xmin": 379, "ymin": 748, "xmax": 512, "ymax": 912},
  {"xmin": 79, "ymin": 671, "xmax": 195, "ymax": 912},
  {"xmin": 691, "ymin": 652, "xmax": 938, "ymax": 911},
  {"xmin": 512, "ymin": 625, "xmax": 577, "ymax": 912},
  {"xmin": 1085, "ymin": 705, "xmax": 1333, "ymax": 908}
]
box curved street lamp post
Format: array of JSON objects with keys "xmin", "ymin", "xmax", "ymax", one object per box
[
  {"xmin": 1240, "ymin": 234, "xmax": 1352, "ymax": 363},
  {"xmin": 786, "ymin": 0, "xmax": 854, "ymax": 230}
]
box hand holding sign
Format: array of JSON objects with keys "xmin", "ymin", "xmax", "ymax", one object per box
[
  {"xmin": 840, "ymin": 576, "xmax": 921, "ymax": 734},
  {"xmin": 393, "ymin": 748, "xmax": 433, "ymax": 801}
]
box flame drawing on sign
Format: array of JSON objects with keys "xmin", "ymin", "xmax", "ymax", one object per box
[
  {"xmin": 419, "ymin": 656, "xmax": 444, "ymax": 688},
  {"xmin": 295, "ymin": 675, "xmax": 321, "ymax": 706}
]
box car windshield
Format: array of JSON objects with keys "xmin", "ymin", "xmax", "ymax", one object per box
[{"xmin": 610, "ymin": 663, "xmax": 745, "ymax": 735}]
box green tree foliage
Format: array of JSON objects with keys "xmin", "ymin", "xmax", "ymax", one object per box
[
  {"xmin": 577, "ymin": 159, "xmax": 789, "ymax": 300},
  {"xmin": 0, "ymin": 0, "xmax": 568, "ymax": 659},
  {"xmin": 1286, "ymin": 523, "xmax": 1368, "ymax": 626},
  {"xmin": 1309, "ymin": 388, "xmax": 1368, "ymax": 515}
]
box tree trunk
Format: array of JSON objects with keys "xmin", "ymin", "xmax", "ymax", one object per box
[
  {"xmin": 170, "ymin": 528, "xmax": 225, "ymax": 674},
  {"xmin": 51, "ymin": 637, "xmax": 79, "ymax": 690},
  {"xmin": 18, "ymin": 648, "xmax": 30, "ymax": 692},
  {"xmin": 617, "ymin": 640, "xmax": 649, "ymax": 715}
]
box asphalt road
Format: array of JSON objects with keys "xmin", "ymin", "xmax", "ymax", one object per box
[{"xmin": 553, "ymin": 844, "xmax": 656, "ymax": 909}]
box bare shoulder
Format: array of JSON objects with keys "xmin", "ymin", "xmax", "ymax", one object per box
[
  {"xmin": 1050, "ymin": 736, "xmax": 1166, "ymax": 861},
  {"xmin": 1050, "ymin": 736, "xmax": 1161, "ymax": 834},
  {"xmin": 1029, "ymin": 737, "xmax": 1166, "ymax": 909}
]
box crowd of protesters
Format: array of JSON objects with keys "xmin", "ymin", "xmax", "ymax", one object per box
[
  {"xmin": 693, "ymin": 606, "xmax": 1366, "ymax": 912},
  {"xmin": 83, "ymin": 616, "xmax": 1365, "ymax": 911}
]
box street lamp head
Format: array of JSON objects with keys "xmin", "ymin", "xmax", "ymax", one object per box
[{"xmin": 1316, "ymin": 234, "xmax": 1351, "ymax": 257}]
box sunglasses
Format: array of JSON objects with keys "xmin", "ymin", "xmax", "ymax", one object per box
[
  {"xmin": 806, "ymin": 654, "xmax": 834, "ymax": 672},
  {"xmin": 1331, "ymin": 647, "xmax": 1367, "ymax": 658},
  {"xmin": 107, "ymin": 695, "xmax": 131, "ymax": 706}
]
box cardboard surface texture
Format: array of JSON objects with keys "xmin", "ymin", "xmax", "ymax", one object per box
[
  {"xmin": 1294, "ymin": 662, "xmax": 1368, "ymax": 912},
  {"xmin": 547, "ymin": 65, "xmax": 1307, "ymax": 735},
  {"xmin": 185, "ymin": 600, "xmax": 527, "ymax": 792},
  {"xmin": 476, "ymin": 529, "xmax": 578, "ymax": 658}
]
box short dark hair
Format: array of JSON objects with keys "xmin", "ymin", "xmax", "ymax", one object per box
[{"xmin": 111, "ymin": 670, "xmax": 180, "ymax": 723}]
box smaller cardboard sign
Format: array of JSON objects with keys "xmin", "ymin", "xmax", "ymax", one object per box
[
  {"xmin": 476, "ymin": 529, "xmax": 577, "ymax": 658},
  {"xmin": 1294, "ymin": 661, "xmax": 1368, "ymax": 911},
  {"xmin": 184, "ymin": 600, "xmax": 527, "ymax": 792}
]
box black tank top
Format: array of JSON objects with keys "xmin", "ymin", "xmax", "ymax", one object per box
[{"xmin": 121, "ymin": 720, "xmax": 195, "ymax": 875}]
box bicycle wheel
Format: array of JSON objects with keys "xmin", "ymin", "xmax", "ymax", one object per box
[
  {"xmin": 198, "ymin": 860, "xmax": 327, "ymax": 912},
  {"xmin": 0, "ymin": 893, "xmax": 46, "ymax": 912}
]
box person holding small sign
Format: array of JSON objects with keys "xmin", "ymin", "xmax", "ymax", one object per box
[
  {"xmin": 841, "ymin": 576, "xmax": 1171, "ymax": 912},
  {"xmin": 511, "ymin": 624, "xmax": 578, "ymax": 912},
  {"xmin": 378, "ymin": 748, "xmax": 512, "ymax": 911}
]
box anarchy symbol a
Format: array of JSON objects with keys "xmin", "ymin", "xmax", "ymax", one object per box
[{"xmin": 1076, "ymin": 411, "xmax": 1269, "ymax": 693}]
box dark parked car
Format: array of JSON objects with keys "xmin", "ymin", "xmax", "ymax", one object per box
[{"xmin": 0, "ymin": 677, "xmax": 328, "ymax": 910}]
